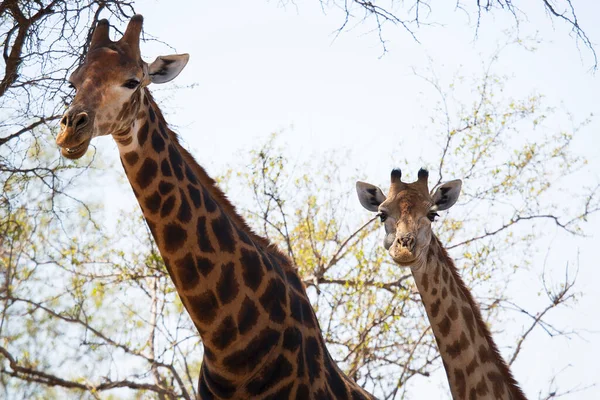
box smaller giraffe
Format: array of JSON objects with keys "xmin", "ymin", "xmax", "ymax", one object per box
[{"xmin": 356, "ymin": 168, "xmax": 527, "ymax": 400}]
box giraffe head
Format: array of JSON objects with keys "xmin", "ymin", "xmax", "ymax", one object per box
[
  {"xmin": 356, "ymin": 169, "xmax": 461, "ymax": 267},
  {"xmin": 56, "ymin": 15, "xmax": 189, "ymax": 159}
]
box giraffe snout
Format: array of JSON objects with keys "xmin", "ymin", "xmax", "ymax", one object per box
[
  {"xmin": 61, "ymin": 111, "xmax": 89, "ymax": 131},
  {"xmin": 58, "ymin": 111, "xmax": 90, "ymax": 145},
  {"xmin": 389, "ymin": 232, "xmax": 418, "ymax": 266},
  {"xmin": 56, "ymin": 109, "xmax": 94, "ymax": 159}
]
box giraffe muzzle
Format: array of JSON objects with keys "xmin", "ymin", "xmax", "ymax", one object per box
[
  {"xmin": 389, "ymin": 233, "xmax": 417, "ymax": 265},
  {"xmin": 57, "ymin": 111, "xmax": 93, "ymax": 159}
]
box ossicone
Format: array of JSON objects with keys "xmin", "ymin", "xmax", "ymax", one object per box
[
  {"xmin": 417, "ymin": 168, "xmax": 429, "ymax": 190},
  {"xmin": 390, "ymin": 168, "xmax": 402, "ymax": 183},
  {"xmin": 120, "ymin": 14, "xmax": 144, "ymax": 46},
  {"xmin": 90, "ymin": 19, "xmax": 111, "ymax": 49}
]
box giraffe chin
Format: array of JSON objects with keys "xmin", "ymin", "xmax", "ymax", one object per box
[
  {"xmin": 390, "ymin": 247, "xmax": 417, "ymax": 266},
  {"xmin": 60, "ymin": 138, "xmax": 91, "ymax": 160}
]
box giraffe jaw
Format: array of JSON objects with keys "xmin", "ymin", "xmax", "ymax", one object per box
[
  {"xmin": 393, "ymin": 258, "xmax": 417, "ymax": 267},
  {"xmin": 60, "ymin": 137, "xmax": 92, "ymax": 159}
]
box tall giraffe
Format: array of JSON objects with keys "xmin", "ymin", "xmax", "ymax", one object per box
[
  {"xmin": 356, "ymin": 168, "xmax": 527, "ymax": 400},
  {"xmin": 56, "ymin": 15, "xmax": 376, "ymax": 399}
]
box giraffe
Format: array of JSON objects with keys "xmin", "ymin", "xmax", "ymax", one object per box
[
  {"xmin": 56, "ymin": 15, "xmax": 377, "ymax": 399},
  {"xmin": 356, "ymin": 168, "xmax": 527, "ymax": 400}
]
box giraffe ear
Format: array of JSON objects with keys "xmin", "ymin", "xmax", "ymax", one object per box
[
  {"xmin": 356, "ymin": 181, "xmax": 386, "ymax": 212},
  {"xmin": 431, "ymin": 179, "xmax": 462, "ymax": 211},
  {"xmin": 148, "ymin": 54, "xmax": 189, "ymax": 84}
]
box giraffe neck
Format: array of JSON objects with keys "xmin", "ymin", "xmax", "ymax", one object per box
[
  {"xmin": 411, "ymin": 236, "xmax": 526, "ymax": 400},
  {"xmin": 112, "ymin": 89, "xmax": 375, "ymax": 399}
]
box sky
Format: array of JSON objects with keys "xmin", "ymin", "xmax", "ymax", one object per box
[{"xmin": 89, "ymin": 1, "xmax": 600, "ymax": 398}]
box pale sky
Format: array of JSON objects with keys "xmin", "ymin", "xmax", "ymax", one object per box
[{"xmin": 90, "ymin": 1, "xmax": 600, "ymax": 398}]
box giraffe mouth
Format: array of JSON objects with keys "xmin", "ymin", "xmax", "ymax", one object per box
[
  {"xmin": 60, "ymin": 138, "xmax": 91, "ymax": 160},
  {"xmin": 390, "ymin": 246, "xmax": 417, "ymax": 266}
]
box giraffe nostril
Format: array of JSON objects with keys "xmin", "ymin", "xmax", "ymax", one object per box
[
  {"xmin": 60, "ymin": 115, "xmax": 69, "ymax": 127},
  {"xmin": 399, "ymin": 234, "xmax": 415, "ymax": 249},
  {"xmin": 74, "ymin": 112, "xmax": 89, "ymax": 130}
]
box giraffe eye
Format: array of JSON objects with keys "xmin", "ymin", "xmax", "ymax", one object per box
[
  {"xmin": 123, "ymin": 79, "xmax": 140, "ymax": 89},
  {"xmin": 379, "ymin": 212, "xmax": 388, "ymax": 223},
  {"xmin": 427, "ymin": 212, "xmax": 439, "ymax": 222}
]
